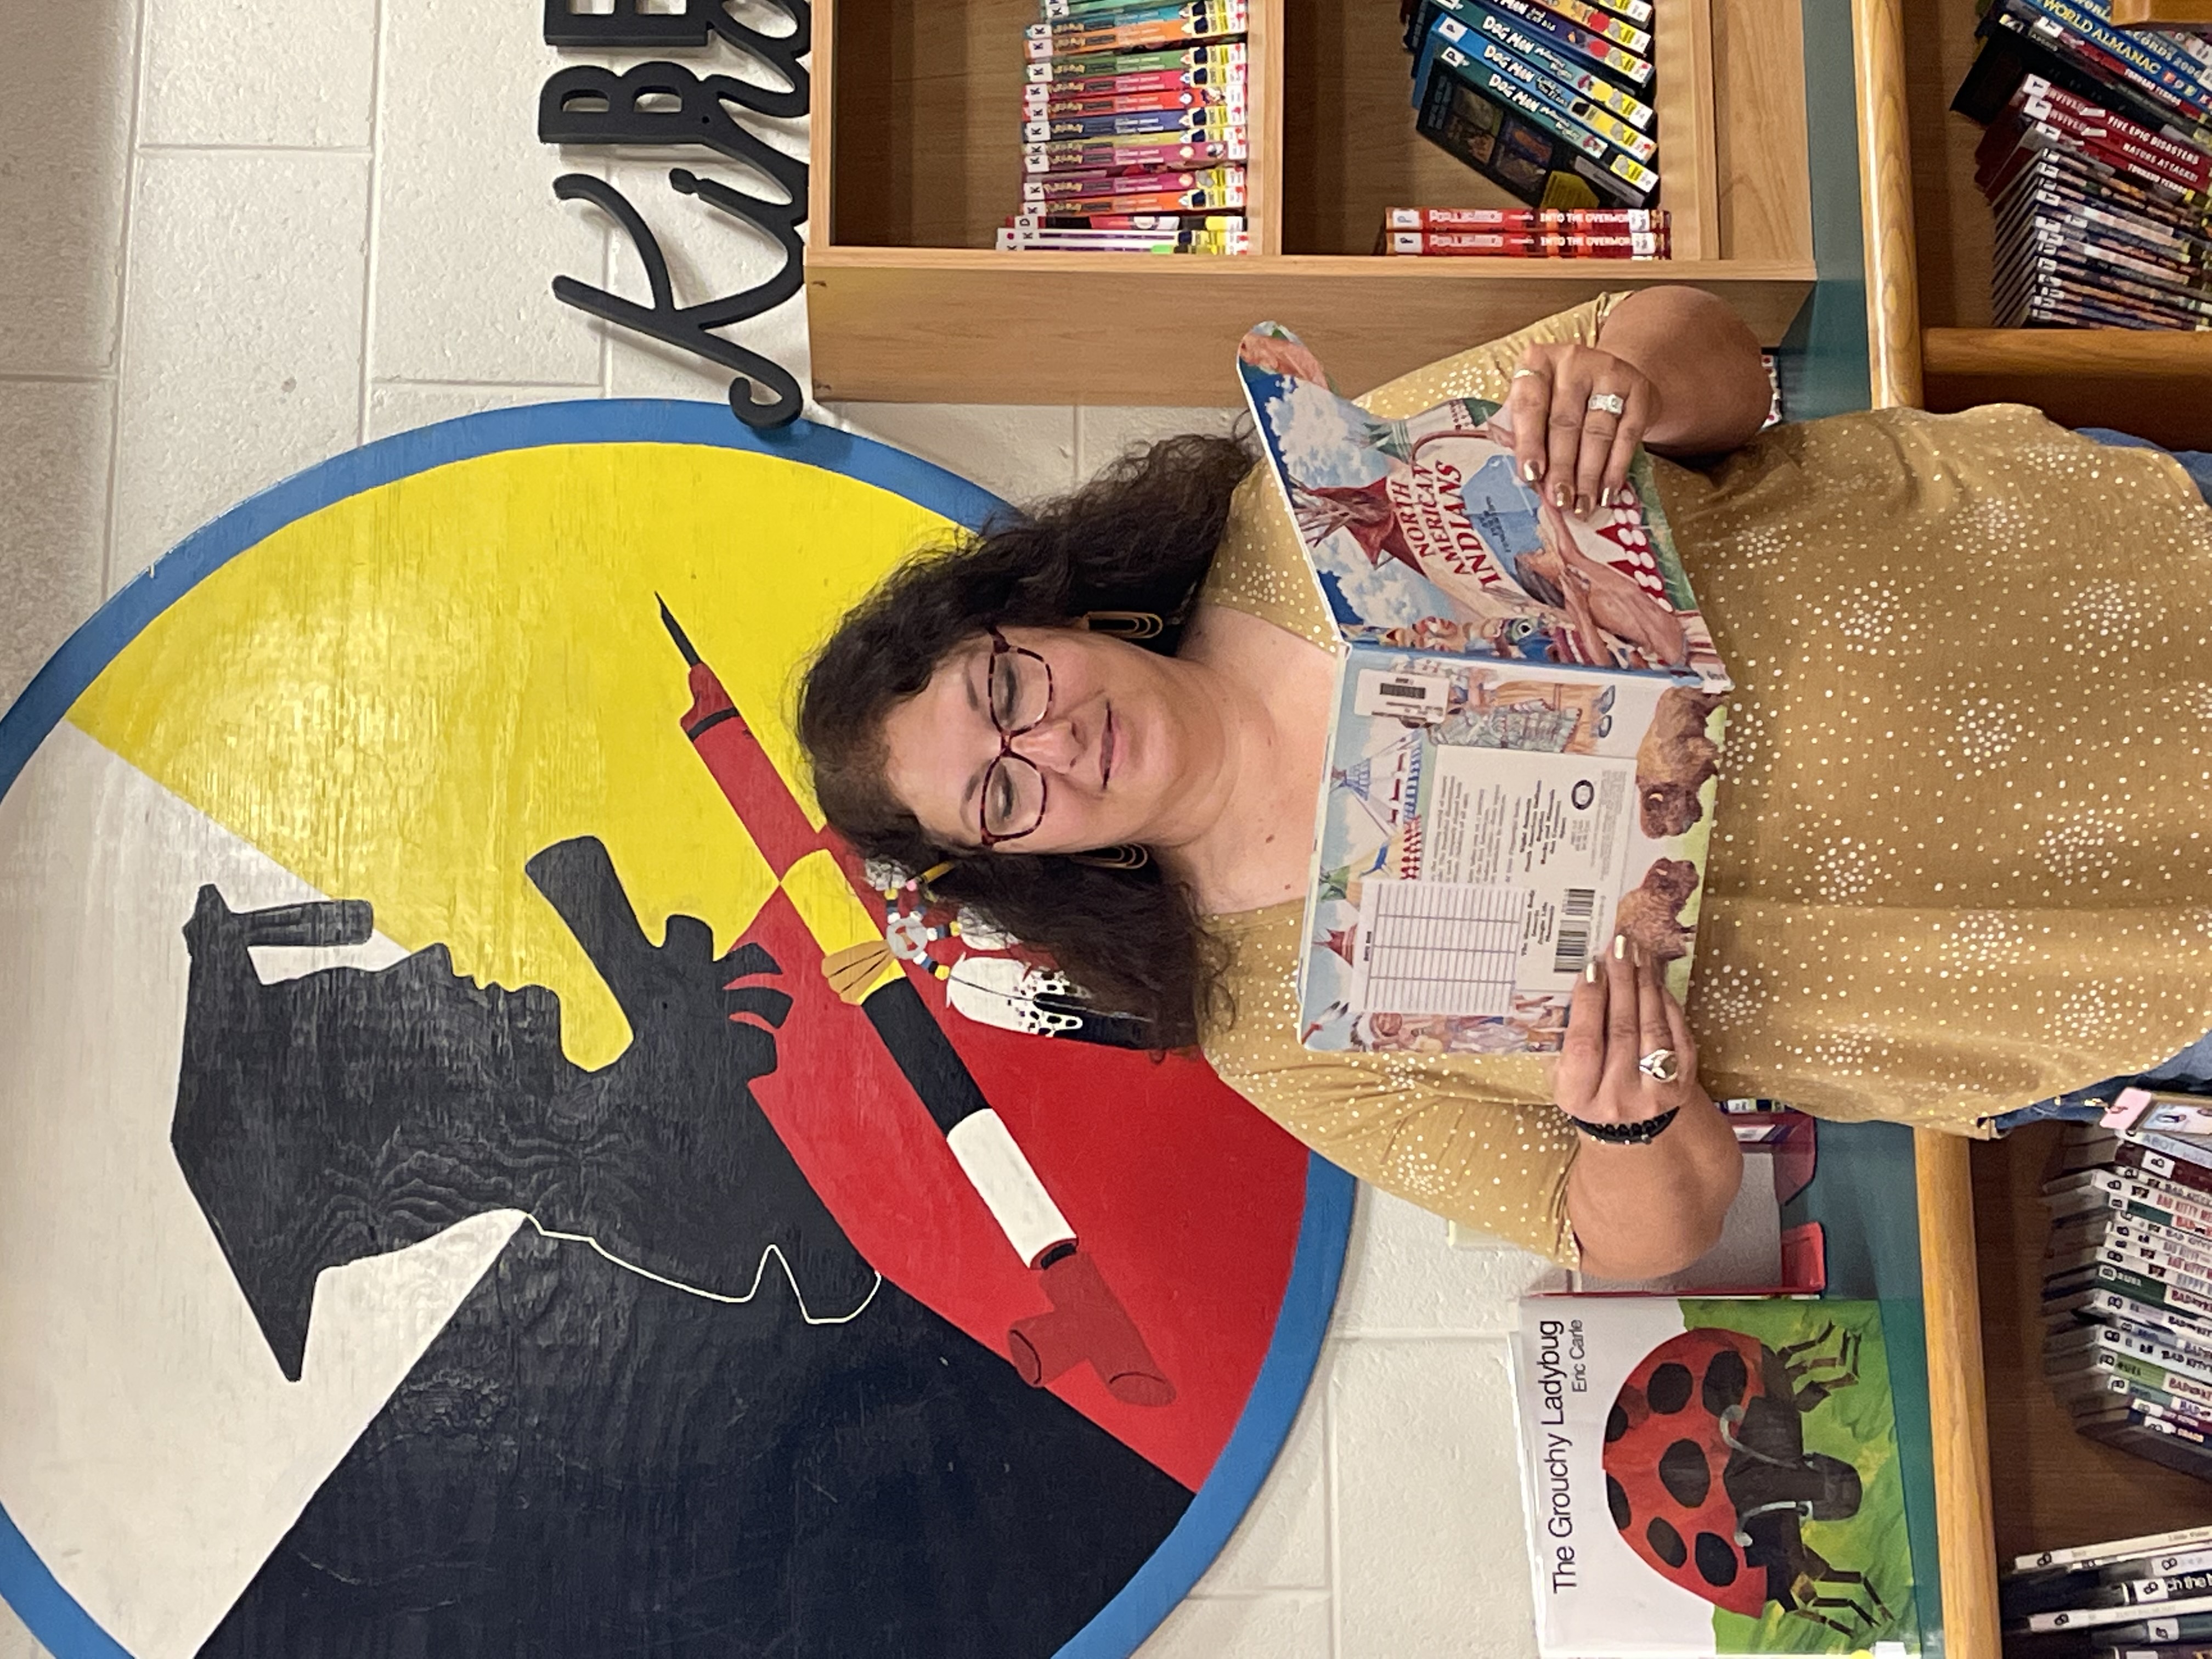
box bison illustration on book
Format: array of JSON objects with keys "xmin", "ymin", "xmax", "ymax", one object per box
[
  {"xmin": 1635, "ymin": 686, "xmax": 1725, "ymax": 838},
  {"xmin": 1600, "ymin": 1323, "xmax": 1891, "ymax": 1640}
]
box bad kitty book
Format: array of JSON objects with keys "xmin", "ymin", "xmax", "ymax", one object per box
[
  {"xmin": 1234, "ymin": 322, "xmax": 1729, "ymax": 1057},
  {"xmin": 1511, "ymin": 1298, "xmax": 1920, "ymax": 1656}
]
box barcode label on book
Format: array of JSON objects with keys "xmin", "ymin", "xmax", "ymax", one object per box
[
  {"xmin": 1552, "ymin": 888, "xmax": 1598, "ymax": 973},
  {"xmin": 1352, "ymin": 667, "xmax": 1452, "ymax": 720}
]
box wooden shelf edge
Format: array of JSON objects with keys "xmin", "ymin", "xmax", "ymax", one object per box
[
  {"xmin": 1853, "ymin": 0, "xmax": 1925, "ymax": 408},
  {"xmin": 1925, "ymin": 325, "xmax": 2212, "ymax": 380},
  {"xmin": 1916, "ymin": 1131, "xmax": 2001, "ymax": 1659},
  {"xmin": 806, "ymin": 247, "xmax": 1816, "ymax": 280}
]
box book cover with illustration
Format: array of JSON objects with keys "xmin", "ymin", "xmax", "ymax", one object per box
[
  {"xmin": 1511, "ymin": 1299, "xmax": 1921, "ymax": 1656},
  {"xmin": 1234, "ymin": 321, "xmax": 1730, "ymax": 1056}
]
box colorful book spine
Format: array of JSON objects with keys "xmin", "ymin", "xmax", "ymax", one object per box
[
  {"xmin": 1025, "ymin": 4, "xmax": 1249, "ymax": 58},
  {"xmin": 1024, "ymin": 42, "xmax": 1245, "ymax": 81},
  {"xmin": 1454, "ymin": 34, "xmax": 1657, "ymax": 160},
  {"xmin": 1022, "ymin": 165, "xmax": 1244, "ymax": 201},
  {"xmin": 1025, "ymin": 136, "xmax": 1247, "ymax": 172},
  {"xmin": 1464, "ymin": 0, "xmax": 1655, "ymax": 83},
  {"xmin": 1385, "ymin": 205, "xmax": 1668, "ymax": 229},
  {"xmin": 1384, "ymin": 228, "xmax": 1667, "ymax": 255},
  {"xmin": 1022, "ymin": 105, "xmax": 1243, "ymax": 139},
  {"xmin": 1445, "ymin": 7, "xmax": 1655, "ymax": 126}
]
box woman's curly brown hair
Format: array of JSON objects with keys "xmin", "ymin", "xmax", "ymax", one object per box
[{"xmin": 797, "ymin": 432, "xmax": 1255, "ymax": 1049}]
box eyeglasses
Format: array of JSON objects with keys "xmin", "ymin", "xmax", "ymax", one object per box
[{"xmin": 978, "ymin": 626, "xmax": 1054, "ymax": 847}]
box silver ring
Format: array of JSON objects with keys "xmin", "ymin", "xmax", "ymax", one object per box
[
  {"xmin": 1638, "ymin": 1048, "xmax": 1680, "ymax": 1082},
  {"xmin": 1587, "ymin": 391, "xmax": 1627, "ymax": 417}
]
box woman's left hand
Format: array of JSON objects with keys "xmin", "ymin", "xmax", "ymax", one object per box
[{"xmin": 1500, "ymin": 341, "xmax": 1662, "ymax": 518}]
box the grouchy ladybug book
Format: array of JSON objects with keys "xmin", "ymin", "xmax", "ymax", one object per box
[{"xmin": 1511, "ymin": 1298, "xmax": 1921, "ymax": 1656}]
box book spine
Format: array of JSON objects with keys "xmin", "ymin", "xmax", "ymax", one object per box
[
  {"xmin": 1447, "ymin": 50, "xmax": 1661, "ymax": 200},
  {"xmin": 1042, "ymin": 0, "xmax": 1231, "ymax": 24},
  {"xmin": 2018, "ymin": 76, "xmax": 2212, "ymax": 189},
  {"xmin": 1013, "ymin": 182, "xmax": 1245, "ymax": 213},
  {"xmin": 2017, "ymin": 1524, "xmax": 2212, "ymax": 1572},
  {"xmin": 2000, "ymin": 0, "xmax": 2212, "ymax": 126},
  {"xmin": 1025, "ymin": 136, "xmax": 1247, "ymax": 171},
  {"xmin": 1453, "ymin": 5, "xmax": 1656, "ymax": 125},
  {"xmin": 2051, "ymin": 1286, "xmax": 2212, "ymax": 1346},
  {"xmin": 1505, "ymin": 0, "xmax": 1651, "ymax": 54},
  {"xmin": 1976, "ymin": 8, "xmax": 2208, "ymax": 148},
  {"xmin": 2049, "ymin": 1262, "xmax": 2212, "ymax": 1319},
  {"xmin": 1022, "ymin": 165, "xmax": 1243, "ymax": 200},
  {"xmin": 1384, "ymin": 204, "xmax": 1667, "ymax": 228},
  {"xmin": 1460, "ymin": 36, "xmax": 1658, "ymax": 159},
  {"xmin": 1582, "ymin": 0, "xmax": 1655, "ymax": 27},
  {"xmin": 1023, "ymin": 91, "xmax": 1244, "ymax": 125},
  {"xmin": 2034, "ymin": 1594, "xmax": 2212, "ymax": 1633},
  {"xmin": 2058, "ymin": 1351, "xmax": 2212, "ymax": 1413},
  {"xmin": 2027, "ymin": 0, "xmax": 2212, "ymax": 102},
  {"xmin": 1025, "ymin": 42, "xmax": 1245, "ymax": 80},
  {"xmin": 1021, "ymin": 65, "xmax": 1238, "ymax": 99},
  {"xmin": 1385, "ymin": 228, "xmax": 1667, "ymax": 255},
  {"xmin": 1025, "ymin": 8, "xmax": 1249, "ymax": 58},
  {"xmin": 2116, "ymin": 1144, "xmax": 2212, "ymax": 1197},
  {"xmin": 2052, "ymin": 1173, "xmax": 2212, "ymax": 1238},
  {"xmin": 1022, "ymin": 106, "xmax": 1243, "ymax": 138},
  {"xmin": 1008, "ymin": 211, "xmax": 1245, "ymax": 227},
  {"xmin": 1464, "ymin": 0, "xmax": 1655, "ymax": 83}
]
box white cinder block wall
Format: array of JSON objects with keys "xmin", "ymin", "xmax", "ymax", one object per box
[{"xmin": 0, "ymin": 8, "xmax": 1551, "ymax": 1656}]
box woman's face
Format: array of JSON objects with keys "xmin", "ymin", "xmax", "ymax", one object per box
[{"xmin": 879, "ymin": 625, "xmax": 1197, "ymax": 855}]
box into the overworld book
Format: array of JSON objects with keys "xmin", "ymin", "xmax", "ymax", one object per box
[
  {"xmin": 1509, "ymin": 1297, "xmax": 1921, "ymax": 1656},
  {"xmin": 1234, "ymin": 321, "xmax": 1730, "ymax": 1058}
]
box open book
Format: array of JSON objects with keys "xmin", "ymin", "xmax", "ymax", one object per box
[{"xmin": 1235, "ymin": 322, "xmax": 1731, "ymax": 1057}]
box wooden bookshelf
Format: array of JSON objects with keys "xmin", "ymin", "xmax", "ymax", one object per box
[
  {"xmin": 1858, "ymin": 0, "xmax": 2212, "ymax": 445},
  {"xmin": 805, "ymin": 0, "xmax": 1816, "ymax": 404},
  {"xmin": 1853, "ymin": 0, "xmax": 2212, "ymax": 1645}
]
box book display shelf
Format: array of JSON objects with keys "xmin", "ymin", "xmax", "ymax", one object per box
[
  {"xmin": 1855, "ymin": 0, "xmax": 2212, "ymax": 447},
  {"xmin": 805, "ymin": 0, "xmax": 1818, "ymax": 403},
  {"xmin": 1852, "ymin": 0, "xmax": 2212, "ymax": 1618}
]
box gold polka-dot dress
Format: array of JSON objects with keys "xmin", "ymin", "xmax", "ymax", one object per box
[{"xmin": 1197, "ymin": 296, "xmax": 2212, "ymax": 1262}]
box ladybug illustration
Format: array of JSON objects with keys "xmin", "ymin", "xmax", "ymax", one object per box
[{"xmin": 1601, "ymin": 1322, "xmax": 1890, "ymax": 1639}]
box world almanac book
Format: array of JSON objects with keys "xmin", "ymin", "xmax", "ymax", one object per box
[
  {"xmin": 1235, "ymin": 321, "xmax": 1730, "ymax": 1057},
  {"xmin": 1510, "ymin": 1298, "xmax": 1921, "ymax": 1656}
]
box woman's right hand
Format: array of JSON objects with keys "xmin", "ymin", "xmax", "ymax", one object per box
[
  {"xmin": 1554, "ymin": 934, "xmax": 1707, "ymax": 1132},
  {"xmin": 1499, "ymin": 341, "xmax": 1662, "ymax": 520}
]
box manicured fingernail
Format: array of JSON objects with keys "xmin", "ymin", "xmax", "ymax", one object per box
[
  {"xmin": 1553, "ymin": 484, "xmax": 1569, "ymax": 509},
  {"xmin": 1613, "ymin": 933, "xmax": 1626, "ymax": 960},
  {"xmin": 1600, "ymin": 487, "xmax": 1618, "ymax": 508},
  {"xmin": 1584, "ymin": 962, "xmax": 1598, "ymax": 983},
  {"xmin": 1575, "ymin": 494, "xmax": 1592, "ymax": 517},
  {"xmin": 1521, "ymin": 460, "xmax": 1540, "ymax": 483}
]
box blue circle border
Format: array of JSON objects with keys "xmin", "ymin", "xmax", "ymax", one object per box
[{"xmin": 0, "ymin": 398, "xmax": 1355, "ymax": 1659}]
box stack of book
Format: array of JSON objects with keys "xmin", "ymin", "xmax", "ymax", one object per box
[
  {"xmin": 1396, "ymin": 0, "xmax": 1662, "ymax": 227},
  {"xmin": 1002, "ymin": 0, "xmax": 1251, "ymax": 253},
  {"xmin": 2002, "ymin": 1525, "xmax": 2212, "ymax": 1656},
  {"xmin": 2041, "ymin": 1090, "xmax": 2212, "ymax": 1482},
  {"xmin": 1379, "ymin": 204, "xmax": 1671, "ymax": 256},
  {"xmin": 1953, "ymin": 0, "xmax": 2212, "ymax": 330}
]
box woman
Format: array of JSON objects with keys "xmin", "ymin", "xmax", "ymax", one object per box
[{"xmin": 799, "ymin": 286, "xmax": 2212, "ymax": 1279}]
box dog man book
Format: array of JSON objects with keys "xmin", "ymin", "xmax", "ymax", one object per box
[
  {"xmin": 1234, "ymin": 322, "xmax": 1730, "ymax": 1057},
  {"xmin": 1510, "ymin": 1299, "xmax": 1920, "ymax": 1656}
]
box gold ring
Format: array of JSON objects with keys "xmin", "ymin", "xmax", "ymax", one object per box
[{"xmin": 1511, "ymin": 366, "xmax": 1546, "ymax": 382}]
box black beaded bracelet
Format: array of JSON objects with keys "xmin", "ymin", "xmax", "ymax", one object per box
[{"xmin": 1562, "ymin": 1106, "xmax": 1680, "ymax": 1145}]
